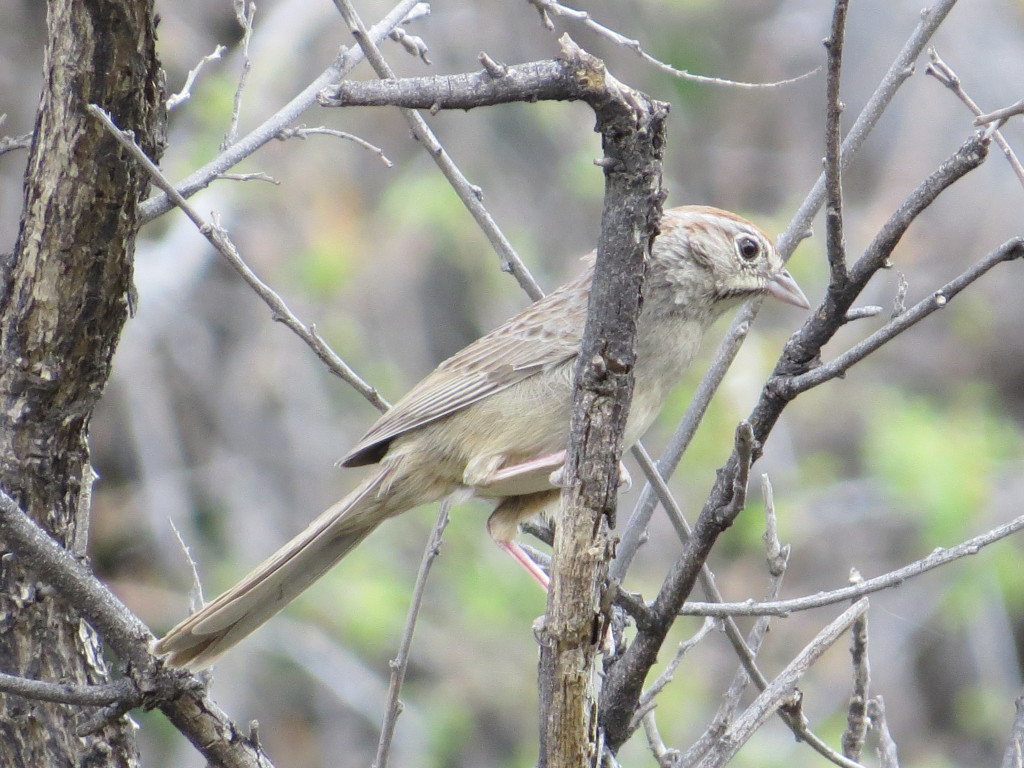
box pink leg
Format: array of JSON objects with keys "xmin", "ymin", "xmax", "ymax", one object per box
[
  {"xmin": 497, "ymin": 539, "xmax": 549, "ymax": 590},
  {"xmin": 498, "ymin": 539, "xmax": 616, "ymax": 651}
]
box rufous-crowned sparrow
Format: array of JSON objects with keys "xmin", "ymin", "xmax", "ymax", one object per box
[{"xmin": 154, "ymin": 205, "xmax": 809, "ymax": 668}]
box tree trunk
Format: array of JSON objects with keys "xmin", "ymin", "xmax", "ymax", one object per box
[{"xmin": 0, "ymin": 0, "xmax": 164, "ymax": 765}]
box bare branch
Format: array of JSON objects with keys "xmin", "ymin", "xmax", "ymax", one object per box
[
  {"xmin": 167, "ymin": 45, "xmax": 226, "ymax": 110},
  {"xmin": 139, "ymin": 0, "xmax": 423, "ymax": 224},
  {"xmin": 868, "ymin": 697, "xmax": 901, "ymax": 768},
  {"xmin": 976, "ymin": 98, "xmax": 1024, "ymax": 125},
  {"xmin": 617, "ymin": 0, "xmax": 960, "ymax": 588},
  {"xmin": 926, "ymin": 48, "xmax": 1024, "ymax": 190},
  {"xmin": 375, "ymin": 501, "xmax": 451, "ymax": 768},
  {"xmin": 766, "ymin": 130, "xmax": 991, "ymax": 403},
  {"xmin": 842, "ymin": 571, "xmax": 870, "ymax": 762},
  {"xmin": 1001, "ymin": 695, "xmax": 1024, "ymax": 768},
  {"xmin": 602, "ymin": 4, "xmax": 970, "ymax": 754},
  {"xmin": 527, "ymin": 0, "xmax": 819, "ymax": 90},
  {"xmin": 88, "ymin": 104, "xmax": 391, "ymax": 413},
  {"xmin": 682, "ymin": 511, "xmax": 1024, "ymax": 617},
  {"xmin": 0, "ymin": 672, "xmax": 138, "ymax": 708},
  {"xmin": 0, "ymin": 489, "xmax": 275, "ymax": 767},
  {"xmin": 328, "ymin": 0, "xmax": 545, "ymax": 300},
  {"xmin": 640, "ymin": 710, "xmax": 679, "ymax": 768},
  {"xmin": 319, "ymin": 59, "xmax": 587, "ymax": 111},
  {"xmin": 695, "ymin": 600, "xmax": 870, "ymax": 768},
  {"xmin": 223, "ymin": 0, "xmax": 256, "ymax": 149},
  {"xmin": 824, "ymin": 0, "xmax": 850, "ymax": 285},
  {"xmin": 276, "ymin": 125, "xmax": 394, "ymax": 166},
  {"xmin": 776, "ymin": 236, "xmax": 1023, "ymax": 398}
]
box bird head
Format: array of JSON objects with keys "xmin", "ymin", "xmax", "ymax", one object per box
[{"xmin": 648, "ymin": 206, "xmax": 810, "ymax": 320}]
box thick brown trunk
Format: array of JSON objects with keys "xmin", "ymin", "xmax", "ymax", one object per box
[{"xmin": 0, "ymin": 0, "xmax": 164, "ymax": 765}]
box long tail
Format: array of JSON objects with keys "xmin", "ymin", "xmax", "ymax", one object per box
[{"xmin": 154, "ymin": 469, "xmax": 395, "ymax": 669}]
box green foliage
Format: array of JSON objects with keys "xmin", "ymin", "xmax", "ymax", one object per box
[{"xmin": 863, "ymin": 386, "xmax": 1022, "ymax": 542}]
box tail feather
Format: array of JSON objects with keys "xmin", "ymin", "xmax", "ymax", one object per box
[{"xmin": 154, "ymin": 469, "xmax": 390, "ymax": 669}]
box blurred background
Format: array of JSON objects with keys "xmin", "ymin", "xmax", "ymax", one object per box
[{"xmin": 2, "ymin": 1, "xmax": 1024, "ymax": 766}]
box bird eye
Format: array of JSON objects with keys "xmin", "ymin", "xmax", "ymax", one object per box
[{"xmin": 736, "ymin": 235, "xmax": 761, "ymax": 261}]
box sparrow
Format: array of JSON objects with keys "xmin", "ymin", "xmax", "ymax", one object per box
[{"xmin": 153, "ymin": 205, "xmax": 809, "ymax": 669}]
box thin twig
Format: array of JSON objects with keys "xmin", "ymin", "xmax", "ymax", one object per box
[
  {"xmin": 641, "ymin": 710, "xmax": 679, "ymax": 768},
  {"xmin": 776, "ymin": 237, "xmax": 1024, "ymax": 397},
  {"xmin": 925, "ymin": 48, "xmax": 1024, "ymax": 190},
  {"xmin": 976, "ymin": 98, "xmax": 1024, "ymax": 125},
  {"xmin": 373, "ymin": 501, "xmax": 450, "ymax": 768},
  {"xmin": 168, "ymin": 45, "xmax": 226, "ymax": 110},
  {"xmin": 824, "ymin": 0, "xmax": 850, "ymax": 285},
  {"xmin": 139, "ymin": 0, "xmax": 424, "ymax": 223},
  {"xmin": 527, "ymin": 0, "xmax": 819, "ymax": 90},
  {"xmin": 633, "ymin": 616, "xmax": 717, "ymax": 725},
  {"xmin": 223, "ymin": 0, "xmax": 256, "ymax": 150},
  {"xmin": 329, "ymin": 0, "xmax": 545, "ymax": 300},
  {"xmin": 616, "ymin": 0, "xmax": 961, "ymax": 581},
  {"xmin": 760, "ymin": 475, "xmax": 788, "ymax": 578},
  {"xmin": 868, "ymin": 697, "xmax": 901, "ymax": 768},
  {"xmin": 276, "ymin": 125, "xmax": 393, "ymax": 166},
  {"xmin": 844, "ymin": 305, "xmax": 883, "ymax": 322},
  {"xmin": 168, "ymin": 518, "xmax": 205, "ymax": 613},
  {"xmin": 695, "ymin": 600, "xmax": 871, "ymax": 768},
  {"xmin": 0, "ymin": 672, "xmax": 139, "ymax": 708},
  {"xmin": 682, "ymin": 511, "xmax": 1024, "ymax": 617},
  {"xmin": 842, "ymin": 570, "xmax": 870, "ymax": 762},
  {"xmin": 0, "ymin": 120, "xmax": 32, "ymax": 156},
  {"xmin": 88, "ymin": 104, "xmax": 391, "ymax": 413},
  {"xmin": 214, "ymin": 171, "xmax": 279, "ymax": 184}
]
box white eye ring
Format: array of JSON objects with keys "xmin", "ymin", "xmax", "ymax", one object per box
[{"xmin": 736, "ymin": 234, "xmax": 761, "ymax": 261}]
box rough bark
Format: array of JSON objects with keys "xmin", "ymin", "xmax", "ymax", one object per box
[
  {"xmin": 0, "ymin": 0, "xmax": 164, "ymax": 765},
  {"xmin": 537, "ymin": 47, "xmax": 668, "ymax": 767}
]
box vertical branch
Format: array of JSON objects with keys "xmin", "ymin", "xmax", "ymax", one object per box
[
  {"xmin": 0, "ymin": 0, "xmax": 164, "ymax": 765},
  {"xmin": 538, "ymin": 43, "xmax": 668, "ymax": 767},
  {"xmin": 373, "ymin": 502, "xmax": 451, "ymax": 768},
  {"xmin": 824, "ymin": 0, "xmax": 850, "ymax": 286}
]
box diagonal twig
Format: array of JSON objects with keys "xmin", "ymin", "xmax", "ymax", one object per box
[
  {"xmin": 139, "ymin": 0, "xmax": 424, "ymax": 224},
  {"xmin": 695, "ymin": 600, "xmax": 870, "ymax": 768},
  {"xmin": 88, "ymin": 104, "xmax": 390, "ymax": 413},
  {"xmin": 682, "ymin": 511, "xmax": 1024, "ymax": 617}
]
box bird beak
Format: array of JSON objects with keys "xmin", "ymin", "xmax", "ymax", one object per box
[{"xmin": 767, "ymin": 269, "xmax": 811, "ymax": 309}]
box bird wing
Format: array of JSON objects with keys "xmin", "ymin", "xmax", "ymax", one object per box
[{"xmin": 340, "ymin": 259, "xmax": 593, "ymax": 467}]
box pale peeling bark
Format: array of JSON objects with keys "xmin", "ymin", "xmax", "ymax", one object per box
[{"xmin": 0, "ymin": 0, "xmax": 164, "ymax": 765}]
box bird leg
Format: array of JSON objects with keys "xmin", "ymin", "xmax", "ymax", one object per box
[
  {"xmin": 472, "ymin": 450, "xmax": 632, "ymax": 496},
  {"xmin": 496, "ymin": 539, "xmax": 550, "ymax": 590},
  {"xmin": 468, "ymin": 451, "xmax": 567, "ymax": 496}
]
